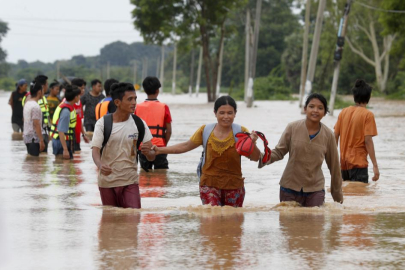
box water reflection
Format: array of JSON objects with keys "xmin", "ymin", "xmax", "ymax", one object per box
[
  {"xmin": 199, "ymin": 213, "xmax": 244, "ymax": 269},
  {"xmin": 139, "ymin": 170, "xmax": 168, "ymax": 198},
  {"xmin": 341, "ymin": 214, "xmax": 375, "ymax": 248},
  {"xmin": 97, "ymin": 208, "xmax": 141, "ymax": 269},
  {"xmin": 50, "ymin": 158, "xmax": 84, "ymax": 186}
]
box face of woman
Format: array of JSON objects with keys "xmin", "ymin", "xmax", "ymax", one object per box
[
  {"xmin": 215, "ymin": 104, "xmax": 236, "ymax": 127},
  {"xmin": 304, "ymin": 98, "xmax": 326, "ymax": 123}
]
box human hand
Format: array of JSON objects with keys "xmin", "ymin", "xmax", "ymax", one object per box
[
  {"xmin": 39, "ymin": 140, "xmax": 45, "ymax": 152},
  {"xmin": 63, "ymin": 149, "xmax": 70, "ymax": 159},
  {"xmin": 99, "ymin": 163, "xmax": 113, "ymax": 176},
  {"xmin": 372, "ymin": 166, "xmax": 380, "ymax": 181},
  {"xmin": 250, "ymin": 130, "xmax": 258, "ymax": 143},
  {"xmin": 83, "ymin": 134, "xmax": 90, "ymax": 143}
]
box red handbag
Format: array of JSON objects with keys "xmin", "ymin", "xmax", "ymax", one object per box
[{"xmin": 235, "ymin": 131, "xmax": 271, "ymax": 162}]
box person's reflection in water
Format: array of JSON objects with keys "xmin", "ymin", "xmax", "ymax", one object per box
[
  {"xmin": 199, "ymin": 212, "xmax": 244, "ymax": 269},
  {"xmin": 24, "ymin": 155, "xmax": 49, "ymax": 188},
  {"xmin": 341, "ymin": 214, "xmax": 375, "ymax": 248},
  {"xmin": 97, "ymin": 208, "xmax": 141, "ymax": 269},
  {"xmin": 137, "ymin": 213, "xmax": 166, "ymax": 268},
  {"xmin": 139, "ymin": 170, "xmax": 168, "ymax": 198},
  {"xmin": 51, "ymin": 158, "xmax": 84, "ymax": 186},
  {"xmin": 279, "ymin": 213, "xmax": 326, "ymax": 268}
]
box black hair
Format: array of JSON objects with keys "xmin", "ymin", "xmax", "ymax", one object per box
[
  {"xmin": 65, "ymin": 85, "xmax": 81, "ymax": 102},
  {"xmin": 34, "ymin": 75, "xmax": 48, "ymax": 86},
  {"xmin": 214, "ymin": 95, "xmax": 237, "ymax": 113},
  {"xmin": 30, "ymin": 75, "xmax": 48, "ymax": 93},
  {"xmin": 352, "ymin": 79, "xmax": 372, "ymax": 104},
  {"xmin": 305, "ymin": 93, "xmax": 329, "ymax": 114},
  {"xmin": 110, "ymin": 82, "xmax": 135, "ymax": 101},
  {"xmin": 91, "ymin": 79, "xmax": 102, "ymax": 87},
  {"xmin": 104, "ymin": 78, "xmax": 119, "ymax": 96},
  {"xmin": 30, "ymin": 83, "xmax": 42, "ymax": 97},
  {"xmin": 49, "ymin": 80, "xmax": 60, "ymax": 89},
  {"xmin": 71, "ymin": 78, "xmax": 87, "ymax": 87},
  {"xmin": 142, "ymin": 76, "xmax": 161, "ymax": 95}
]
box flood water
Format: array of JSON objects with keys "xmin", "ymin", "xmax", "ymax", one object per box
[{"xmin": 1, "ymin": 91, "xmax": 405, "ymax": 269}]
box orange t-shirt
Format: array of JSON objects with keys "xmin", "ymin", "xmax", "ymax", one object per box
[{"xmin": 334, "ymin": 106, "xmax": 377, "ymax": 170}]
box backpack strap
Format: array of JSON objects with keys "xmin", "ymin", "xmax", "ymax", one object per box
[
  {"xmin": 131, "ymin": 114, "xmax": 145, "ymax": 150},
  {"xmin": 101, "ymin": 114, "xmax": 113, "ymax": 155}
]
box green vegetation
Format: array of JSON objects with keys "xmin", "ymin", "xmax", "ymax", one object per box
[{"xmin": 1, "ymin": 1, "xmax": 405, "ymax": 101}]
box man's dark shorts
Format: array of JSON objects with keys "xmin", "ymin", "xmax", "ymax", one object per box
[
  {"xmin": 342, "ymin": 168, "xmax": 368, "ymax": 183},
  {"xmin": 139, "ymin": 153, "xmax": 169, "ymax": 170},
  {"xmin": 85, "ymin": 124, "xmax": 95, "ymax": 132},
  {"xmin": 52, "ymin": 139, "xmax": 74, "ymax": 159},
  {"xmin": 280, "ymin": 186, "xmax": 325, "ymax": 207},
  {"xmin": 26, "ymin": 142, "xmax": 40, "ymax": 156}
]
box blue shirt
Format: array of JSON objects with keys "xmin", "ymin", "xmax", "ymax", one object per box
[{"xmin": 57, "ymin": 104, "xmax": 72, "ymax": 133}]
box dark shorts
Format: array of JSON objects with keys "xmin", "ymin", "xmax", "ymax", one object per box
[
  {"xmin": 99, "ymin": 183, "xmax": 141, "ymax": 209},
  {"xmin": 342, "ymin": 168, "xmax": 368, "ymax": 183},
  {"xmin": 12, "ymin": 123, "xmax": 23, "ymax": 132},
  {"xmin": 85, "ymin": 124, "xmax": 94, "ymax": 132},
  {"xmin": 26, "ymin": 142, "xmax": 40, "ymax": 156},
  {"xmin": 41, "ymin": 133, "xmax": 49, "ymax": 153},
  {"xmin": 280, "ymin": 186, "xmax": 325, "ymax": 207},
  {"xmin": 52, "ymin": 139, "xmax": 74, "ymax": 159},
  {"xmin": 139, "ymin": 153, "xmax": 169, "ymax": 170}
]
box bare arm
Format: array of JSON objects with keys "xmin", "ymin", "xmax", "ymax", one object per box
[
  {"xmin": 326, "ymin": 134, "xmax": 343, "ymax": 203},
  {"xmin": 165, "ymin": 122, "xmax": 172, "ymax": 145},
  {"xmin": 141, "ymin": 140, "xmax": 156, "ymax": 161},
  {"xmin": 248, "ymin": 132, "xmax": 260, "ymax": 162},
  {"xmin": 155, "ymin": 140, "xmax": 199, "ymax": 155},
  {"xmin": 33, "ymin": 119, "xmax": 45, "ymax": 151},
  {"xmin": 365, "ymin": 135, "xmax": 379, "ymax": 181},
  {"xmin": 92, "ymin": 147, "xmax": 112, "ymax": 175},
  {"xmin": 8, "ymin": 93, "xmax": 13, "ymax": 108},
  {"xmin": 58, "ymin": 131, "xmax": 70, "ymax": 159}
]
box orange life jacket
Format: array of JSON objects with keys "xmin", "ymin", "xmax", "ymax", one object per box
[
  {"xmin": 136, "ymin": 100, "xmax": 166, "ymax": 146},
  {"xmin": 95, "ymin": 97, "xmax": 113, "ymax": 120}
]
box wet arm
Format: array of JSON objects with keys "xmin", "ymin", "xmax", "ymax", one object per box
[
  {"xmin": 365, "ymin": 135, "xmax": 379, "ymax": 181},
  {"xmin": 165, "ymin": 123, "xmax": 172, "ymax": 145},
  {"xmin": 156, "ymin": 140, "xmax": 199, "ymax": 154},
  {"xmin": 326, "ymin": 134, "xmax": 343, "ymax": 203},
  {"xmin": 33, "ymin": 119, "xmax": 44, "ymax": 143},
  {"xmin": 8, "ymin": 93, "xmax": 13, "ymax": 108},
  {"xmin": 259, "ymin": 124, "xmax": 291, "ymax": 168},
  {"xmin": 142, "ymin": 140, "xmax": 156, "ymax": 161},
  {"xmin": 92, "ymin": 147, "xmax": 102, "ymax": 168}
]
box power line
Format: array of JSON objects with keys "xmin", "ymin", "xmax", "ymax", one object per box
[{"xmin": 356, "ymin": 1, "xmax": 405, "ymax": 14}]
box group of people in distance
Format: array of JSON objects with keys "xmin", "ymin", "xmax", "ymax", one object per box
[{"xmin": 9, "ymin": 75, "xmax": 379, "ymax": 209}]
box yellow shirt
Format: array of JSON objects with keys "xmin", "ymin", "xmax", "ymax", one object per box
[{"xmin": 190, "ymin": 125, "xmax": 249, "ymax": 189}]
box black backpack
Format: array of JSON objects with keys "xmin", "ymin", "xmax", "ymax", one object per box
[{"xmin": 100, "ymin": 113, "xmax": 145, "ymax": 156}]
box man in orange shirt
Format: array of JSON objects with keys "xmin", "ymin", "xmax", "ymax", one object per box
[
  {"xmin": 135, "ymin": 77, "xmax": 172, "ymax": 170},
  {"xmin": 334, "ymin": 79, "xmax": 379, "ymax": 183}
]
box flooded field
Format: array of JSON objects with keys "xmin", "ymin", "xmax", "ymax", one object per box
[{"xmin": 1, "ymin": 91, "xmax": 405, "ymax": 269}]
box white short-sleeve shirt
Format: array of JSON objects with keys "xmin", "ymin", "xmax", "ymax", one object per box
[{"xmin": 92, "ymin": 116, "xmax": 153, "ymax": 188}]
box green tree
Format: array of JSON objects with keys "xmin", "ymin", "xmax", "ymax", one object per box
[
  {"xmin": 131, "ymin": 0, "xmax": 247, "ymax": 102},
  {"xmin": 0, "ymin": 20, "xmax": 9, "ymax": 78}
]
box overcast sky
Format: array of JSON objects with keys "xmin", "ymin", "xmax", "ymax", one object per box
[{"xmin": 0, "ymin": 0, "xmax": 143, "ymax": 63}]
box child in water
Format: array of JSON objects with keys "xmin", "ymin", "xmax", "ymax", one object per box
[{"xmin": 259, "ymin": 93, "xmax": 343, "ymax": 207}]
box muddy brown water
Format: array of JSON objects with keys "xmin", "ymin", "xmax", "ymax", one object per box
[{"xmin": 1, "ymin": 91, "xmax": 405, "ymax": 269}]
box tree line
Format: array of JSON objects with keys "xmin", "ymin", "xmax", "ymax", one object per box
[{"xmin": 1, "ymin": 0, "xmax": 404, "ymax": 101}]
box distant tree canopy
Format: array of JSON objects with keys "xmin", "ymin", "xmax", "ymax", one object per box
[{"xmin": 0, "ymin": 20, "xmax": 9, "ymax": 78}]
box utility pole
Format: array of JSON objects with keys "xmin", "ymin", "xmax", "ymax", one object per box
[
  {"xmin": 56, "ymin": 61, "xmax": 60, "ymax": 79},
  {"xmin": 247, "ymin": 0, "xmax": 262, "ymax": 108},
  {"xmin": 300, "ymin": 0, "xmax": 327, "ymax": 108},
  {"xmin": 172, "ymin": 44, "xmax": 177, "ymax": 95},
  {"xmin": 195, "ymin": 46, "xmax": 202, "ymax": 97},
  {"xmin": 216, "ymin": 38, "xmax": 224, "ymax": 99},
  {"xmin": 106, "ymin": 61, "xmax": 110, "ymax": 78},
  {"xmin": 189, "ymin": 49, "xmax": 195, "ymax": 96},
  {"xmin": 160, "ymin": 46, "xmax": 165, "ymax": 92},
  {"xmin": 330, "ymin": 0, "xmax": 352, "ymax": 116},
  {"xmin": 298, "ymin": 0, "xmax": 311, "ymax": 108},
  {"xmin": 244, "ymin": 9, "xmax": 250, "ymax": 103}
]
